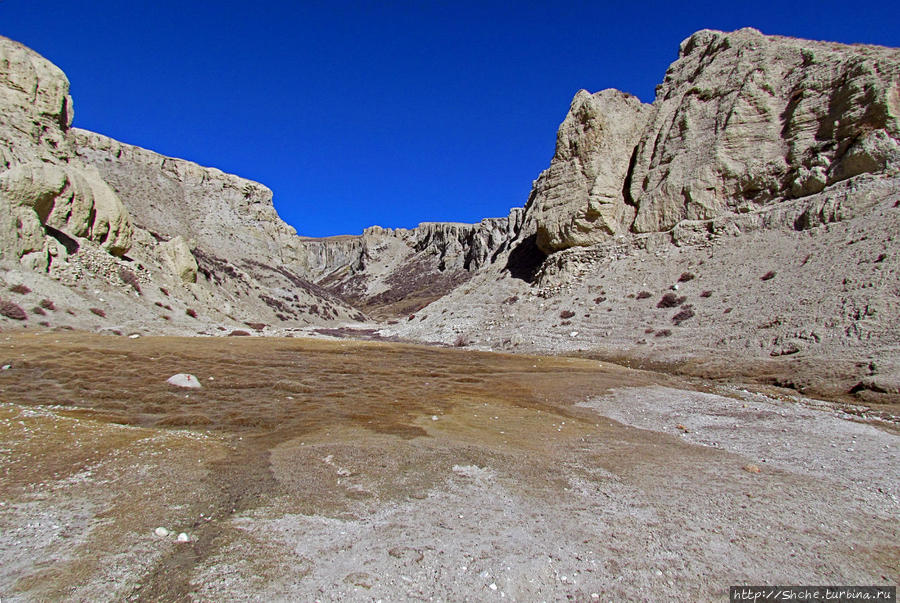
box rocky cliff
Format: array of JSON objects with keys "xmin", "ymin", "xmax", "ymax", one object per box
[
  {"xmin": 0, "ymin": 35, "xmax": 359, "ymax": 333},
  {"xmin": 391, "ymin": 29, "xmax": 900, "ymax": 404},
  {"xmin": 522, "ymin": 28, "xmax": 899, "ymax": 255}
]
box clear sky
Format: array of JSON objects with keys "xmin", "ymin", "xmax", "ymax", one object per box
[{"xmin": 3, "ymin": 1, "xmax": 898, "ymax": 236}]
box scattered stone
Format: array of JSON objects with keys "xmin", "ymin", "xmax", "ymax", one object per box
[
  {"xmin": 176, "ymin": 532, "xmax": 190, "ymax": 543},
  {"xmin": 154, "ymin": 527, "xmax": 169, "ymax": 537},
  {"xmin": 743, "ymin": 464, "xmax": 761, "ymax": 474}
]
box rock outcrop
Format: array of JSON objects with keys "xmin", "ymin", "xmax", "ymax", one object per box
[
  {"xmin": 520, "ymin": 28, "xmax": 900, "ymax": 253},
  {"xmin": 629, "ymin": 27, "xmax": 899, "ymax": 234},
  {"xmin": 530, "ymin": 90, "xmax": 652, "ymax": 253}
]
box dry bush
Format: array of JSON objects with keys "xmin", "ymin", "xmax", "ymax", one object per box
[
  {"xmin": 594, "ymin": 296, "xmax": 606, "ymax": 304},
  {"xmin": 118, "ymin": 267, "xmax": 141, "ymax": 294},
  {"xmin": 559, "ymin": 310, "xmax": 576, "ymax": 319},
  {"xmin": 672, "ymin": 307, "xmax": 695, "ymax": 325},
  {"xmin": 644, "ymin": 327, "xmax": 655, "ymax": 334},
  {"xmin": 159, "ymin": 287, "xmax": 170, "ymax": 296},
  {"xmin": 39, "ymin": 299, "xmax": 55, "ymax": 311},
  {"xmin": 228, "ymin": 330, "xmax": 251, "ymax": 337},
  {"xmin": 761, "ymin": 270, "xmax": 777, "ymax": 281},
  {"xmin": 657, "ymin": 293, "xmax": 686, "ymax": 308},
  {"xmin": 655, "ymin": 329, "xmax": 672, "ymax": 337},
  {"xmin": 89, "ymin": 307, "xmax": 106, "ymax": 318},
  {"xmin": 699, "ymin": 290, "xmax": 713, "ymax": 298},
  {"xmin": 245, "ymin": 322, "xmax": 266, "ymax": 332},
  {"xmin": 724, "ymin": 307, "xmax": 733, "ymax": 314},
  {"xmin": 454, "ymin": 334, "xmax": 469, "ymax": 347},
  {"xmin": 0, "ymin": 299, "xmax": 27, "ymax": 320},
  {"xmin": 636, "ymin": 291, "xmax": 651, "ymax": 299},
  {"xmin": 677, "ymin": 272, "xmax": 695, "ymax": 282},
  {"xmin": 502, "ymin": 295, "xmax": 519, "ymax": 305},
  {"xmin": 186, "ymin": 308, "xmax": 198, "ymax": 318},
  {"xmin": 8, "ymin": 284, "xmax": 31, "ymax": 295},
  {"xmin": 32, "ymin": 306, "xmax": 46, "ymax": 316}
]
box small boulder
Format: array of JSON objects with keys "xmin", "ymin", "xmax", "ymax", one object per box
[{"xmin": 166, "ymin": 373, "xmax": 202, "ymax": 389}]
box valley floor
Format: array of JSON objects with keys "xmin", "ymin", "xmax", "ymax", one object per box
[{"xmin": 0, "ymin": 333, "xmax": 897, "ymax": 601}]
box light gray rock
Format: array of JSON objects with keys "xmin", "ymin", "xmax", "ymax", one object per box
[{"xmin": 166, "ymin": 373, "xmax": 202, "ymax": 389}]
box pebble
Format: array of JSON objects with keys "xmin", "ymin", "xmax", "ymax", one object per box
[
  {"xmin": 154, "ymin": 527, "xmax": 169, "ymax": 537},
  {"xmin": 431, "ymin": 415, "xmax": 439, "ymax": 421},
  {"xmin": 489, "ymin": 583, "xmax": 497, "ymax": 591},
  {"xmin": 177, "ymin": 532, "xmax": 190, "ymax": 542}
]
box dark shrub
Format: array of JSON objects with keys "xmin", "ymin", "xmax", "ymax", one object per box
[
  {"xmin": 672, "ymin": 307, "xmax": 695, "ymax": 325},
  {"xmin": 186, "ymin": 308, "xmax": 198, "ymax": 318},
  {"xmin": 502, "ymin": 295, "xmax": 519, "ymax": 305},
  {"xmin": 228, "ymin": 330, "xmax": 251, "ymax": 336},
  {"xmin": 761, "ymin": 270, "xmax": 776, "ymax": 281},
  {"xmin": 89, "ymin": 307, "xmax": 106, "ymax": 317},
  {"xmin": 159, "ymin": 287, "xmax": 170, "ymax": 296},
  {"xmin": 245, "ymin": 322, "xmax": 266, "ymax": 332},
  {"xmin": 657, "ymin": 293, "xmax": 685, "ymax": 308},
  {"xmin": 677, "ymin": 272, "xmax": 695, "ymax": 283},
  {"xmin": 39, "ymin": 299, "xmax": 55, "ymax": 311},
  {"xmin": 655, "ymin": 329, "xmax": 672, "ymax": 337},
  {"xmin": 724, "ymin": 307, "xmax": 733, "ymax": 314},
  {"xmin": 644, "ymin": 327, "xmax": 655, "ymax": 334},
  {"xmin": 0, "ymin": 299, "xmax": 27, "ymax": 320},
  {"xmin": 8, "ymin": 284, "xmax": 31, "ymax": 295},
  {"xmin": 636, "ymin": 291, "xmax": 651, "ymax": 299},
  {"xmin": 559, "ymin": 310, "xmax": 575, "ymax": 319},
  {"xmin": 32, "ymin": 306, "xmax": 46, "ymax": 316},
  {"xmin": 118, "ymin": 267, "xmax": 141, "ymax": 294},
  {"xmin": 454, "ymin": 334, "xmax": 469, "ymax": 347},
  {"xmin": 699, "ymin": 290, "xmax": 712, "ymax": 298},
  {"xmin": 594, "ymin": 296, "xmax": 606, "ymax": 304}
]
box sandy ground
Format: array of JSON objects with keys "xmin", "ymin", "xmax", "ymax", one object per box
[{"xmin": 0, "ymin": 333, "xmax": 897, "ymax": 601}]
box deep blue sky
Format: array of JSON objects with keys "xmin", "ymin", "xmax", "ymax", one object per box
[{"xmin": 3, "ymin": 1, "xmax": 899, "ymax": 236}]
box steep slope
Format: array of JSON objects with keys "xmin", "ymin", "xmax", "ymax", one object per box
[{"xmin": 391, "ymin": 29, "xmax": 900, "ymax": 405}]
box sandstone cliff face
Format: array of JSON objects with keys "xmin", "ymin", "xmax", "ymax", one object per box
[
  {"xmin": 521, "ymin": 28, "xmax": 900, "ymax": 253},
  {"xmin": 530, "ymin": 90, "xmax": 652, "ymax": 253},
  {"xmin": 629, "ymin": 27, "xmax": 899, "ymax": 234}
]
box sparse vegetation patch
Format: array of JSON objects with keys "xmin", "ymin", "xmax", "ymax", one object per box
[
  {"xmin": 657, "ymin": 293, "xmax": 686, "ymax": 308},
  {"xmin": 0, "ymin": 299, "xmax": 27, "ymax": 320},
  {"xmin": 8, "ymin": 284, "xmax": 31, "ymax": 295}
]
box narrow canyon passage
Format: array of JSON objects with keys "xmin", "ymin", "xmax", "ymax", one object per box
[{"xmin": 0, "ymin": 333, "xmax": 896, "ymax": 601}]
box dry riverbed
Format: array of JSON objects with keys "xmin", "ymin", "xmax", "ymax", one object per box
[{"xmin": 0, "ymin": 332, "xmax": 897, "ymax": 601}]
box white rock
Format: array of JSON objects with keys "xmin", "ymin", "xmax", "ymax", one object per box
[
  {"xmin": 166, "ymin": 373, "xmax": 202, "ymax": 389},
  {"xmin": 154, "ymin": 527, "xmax": 169, "ymax": 537},
  {"xmin": 128, "ymin": 334, "xmax": 140, "ymax": 339},
  {"xmin": 569, "ymin": 331, "xmax": 579, "ymax": 338},
  {"xmin": 177, "ymin": 532, "xmax": 190, "ymax": 542}
]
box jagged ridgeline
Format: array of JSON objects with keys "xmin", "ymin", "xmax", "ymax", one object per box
[{"xmin": 0, "ymin": 29, "xmax": 898, "ymax": 398}]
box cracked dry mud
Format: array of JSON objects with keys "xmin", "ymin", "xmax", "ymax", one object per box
[{"xmin": 0, "ymin": 332, "xmax": 897, "ymax": 601}]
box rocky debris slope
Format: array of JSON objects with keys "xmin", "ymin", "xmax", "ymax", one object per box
[
  {"xmin": 0, "ymin": 35, "xmax": 358, "ymax": 334},
  {"xmin": 389, "ymin": 29, "xmax": 900, "ymax": 406}
]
